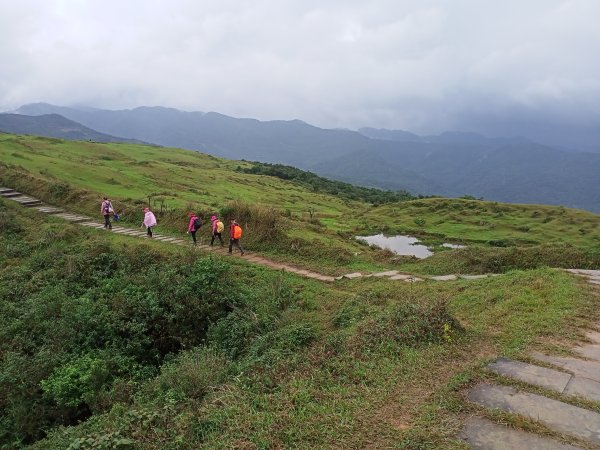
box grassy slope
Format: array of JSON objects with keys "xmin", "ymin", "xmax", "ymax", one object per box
[
  {"xmin": 1, "ymin": 134, "xmax": 599, "ymax": 277},
  {"xmin": 1, "ymin": 198, "xmax": 598, "ymax": 449}
]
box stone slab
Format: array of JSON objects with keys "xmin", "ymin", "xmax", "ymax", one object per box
[
  {"xmin": 566, "ymin": 269, "xmax": 600, "ymax": 276},
  {"xmin": 388, "ymin": 274, "xmax": 413, "ymax": 280},
  {"xmin": 487, "ymin": 358, "xmax": 572, "ymax": 393},
  {"xmin": 574, "ymin": 344, "xmax": 600, "ymax": 362},
  {"xmin": 565, "ymin": 376, "xmax": 600, "ymax": 403},
  {"xmin": 1, "ymin": 192, "xmax": 21, "ymax": 197},
  {"xmin": 460, "ymin": 274, "xmax": 490, "ymax": 280},
  {"xmin": 371, "ymin": 270, "xmax": 399, "ymax": 277},
  {"xmin": 531, "ymin": 352, "xmax": 600, "ymax": 383},
  {"xmin": 430, "ymin": 274, "xmax": 458, "ymax": 281},
  {"xmin": 340, "ymin": 272, "xmax": 363, "ymax": 279},
  {"xmin": 460, "ymin": 416, "xmax": 581, "ymax": 450},
  {"xmin": 586, "ymin": 331, "xmax": 600, "ymax": 344},
  {"xmin": 468, "ymin": 383, "xmax": 600, "ymax": 444}
]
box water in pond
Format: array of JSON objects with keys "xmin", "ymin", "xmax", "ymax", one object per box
[{"xmin": 357, "ymin": 234, "xmax": 433, "ymax": 259}]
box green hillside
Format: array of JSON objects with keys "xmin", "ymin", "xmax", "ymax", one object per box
[
  {"xmin": 1, "ymin": 133, "xmax": 598, "ymax": 276},
  {"xmin": 1, "ymin": 195, "xmax": 598, "ymax": 449},
  {"xmin": 1, "ymin": 134, "xmax": 600, "ymax": 448}
]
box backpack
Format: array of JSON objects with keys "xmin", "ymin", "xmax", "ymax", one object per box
[
  {"xmin": 233, "ymin": 224, "xmax": 242, "ymax": 239},
  {"xmin": 216, "ymin": 221, "xmax": 224, "ymax": 233},
  {"xmin": 193, "ymin": 217, "xmax": 202, "ymax": 230}
]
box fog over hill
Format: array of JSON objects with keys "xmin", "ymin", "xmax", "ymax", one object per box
[
  {"xmin": 0, "ymin": 113, "xmax": 146, "ymax": 144},
  {"xmin": 12, "ymin": 103, "xmax": 600, "ymax": 212}
]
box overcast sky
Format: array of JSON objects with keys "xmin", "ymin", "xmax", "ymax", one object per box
[{"xmin": 1, "ymin": 0, "xmax": 599, "ymax": 144}]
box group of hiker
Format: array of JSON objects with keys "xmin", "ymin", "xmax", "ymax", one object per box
[{"xmin": 100, "ymin": 197, "xmax": 244, "ymax": 255}]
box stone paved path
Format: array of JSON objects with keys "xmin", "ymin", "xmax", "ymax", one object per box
[
  {"xmin": 461, "ymin": 271, "xmax": 600, "ymax": 449},
  {"xmin": 0, "ymin": 186, "xmax": 506, "ymax": 284}
]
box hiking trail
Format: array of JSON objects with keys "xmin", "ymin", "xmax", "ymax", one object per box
[
  {"xmin": 460, "ymin": 270, "xmax": 600, "ymax": 449},
  {"xmin": 0, "ymin": 187, "xmax": 501, "ymax": 283}
]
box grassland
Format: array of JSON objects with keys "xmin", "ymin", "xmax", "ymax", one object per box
[
  {"xmin": 1, "ymin": 133, "xmax": 598, "ymax": 277},
  {"xmin": 2, "ymin": 196, "xmax": 599, "ymax": 449},
  {"xmin": 2, "ymin": 134, "xmax": 598, "ymax": 449}
]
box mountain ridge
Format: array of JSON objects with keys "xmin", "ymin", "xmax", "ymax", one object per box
[{"xmin": 10, "ymin": 103, "xmax": 600, "ymax": 212}]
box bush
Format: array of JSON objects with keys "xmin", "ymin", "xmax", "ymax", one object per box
[
  {"xmin": 220, "ymin": 200, "xmax": 281, "ymax": 246},
  {"xmin": 356, "ymin": 298, "xmax": 460, "ymax": 352}
]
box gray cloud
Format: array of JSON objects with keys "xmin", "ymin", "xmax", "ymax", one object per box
[{"xmin": 1, "ymin": 0, "xmax": 599, "ymax": 148}]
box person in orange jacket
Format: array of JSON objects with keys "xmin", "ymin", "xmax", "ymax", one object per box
[{"xmin": 228, "ymin": 217, "xmax": 244, "ymax": 256}]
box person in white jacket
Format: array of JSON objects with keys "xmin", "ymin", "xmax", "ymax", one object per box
[{"xmin": 142, "ymin": 207, "xmax": 157, "ymax": 238}]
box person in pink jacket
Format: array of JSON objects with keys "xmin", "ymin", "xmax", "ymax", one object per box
[
  {"xmin": 187, "ymin": 212, "xmax": 202, "ymax": 245},
  {"xmin": 141, "ymin": 207, "xmax": 157, "ymax": 238},
  {"xmin": 210, "ymin": 215, "xmax": 224, "ymax": 246}
]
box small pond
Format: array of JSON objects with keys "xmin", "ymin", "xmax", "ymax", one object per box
[{"xmin": 356, "ymin": 234, "xmax": 433, "ymax": 259}]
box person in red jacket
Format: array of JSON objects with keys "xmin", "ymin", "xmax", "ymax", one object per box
[
  {"xmin": 228, "ymin": 217, "xmax": 244, "ymax": 256},
  {"xmin": 187, "ymin": 212, "xmax": 202, "ymax": 245}
]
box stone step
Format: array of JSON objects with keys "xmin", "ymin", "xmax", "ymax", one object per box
[
  {"xmin": 531, "ymin": 352, "xmax": 600, "ymax": 383},
  {"xmin": 13, "ymin": 196, "xmax": 40, "ymax": 204},
  {"xmin": 487, "ymin": 358, "xmax": 572, "ymax": 392},
  {"xmin": 573, "ymin": 344, "xmax": 600, "ymax": 362},
  {"xmin": 430, "ymin": 274, "xmax": 458, "ymax": 281},
  {"xmin": 460, "ymin": 274, "xmax": 491, "ymax": 280},
  {"xmin": 460, "ymin": 416, "xmax": 581, "ymax": 450},
  {"xmin": 34, "ymin": 206, "xmax": 63, "ymax": 213},
  {"xmin": 336, "ymin": 272, "xmax": 363, "ymax": 280},
  {"xmin": 0, "ymin": 192, "xmax": 21, "ymax": 198},
  {"xmin": 22, "ymin": 201, "xmax": 43, "ymax": 207},
  {"xmin": 0, "ymin": 187, "xmax": 15, "ymax": 193},
  {"xmin": 50, "ymin": 213, "xmax": 91, "ymax": 222},
  {"xmin": 467, "ymin": 383, "xmax": 600, "ymax": 444},
  {"xmin": 84, "ymin": 223, "xmax": 104, "ymax": 228},
  {"xmin": 488, "ymin": 358, "xmax": 600, "ymax": 404}
]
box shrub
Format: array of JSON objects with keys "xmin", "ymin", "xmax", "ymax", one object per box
[
  {"xmin": 356, "ymin": 298, "xmax": 461, "ymax": 352},
  {"xmin": 220, "ymin": 200, "xmax": 281, "ymax": 246}
]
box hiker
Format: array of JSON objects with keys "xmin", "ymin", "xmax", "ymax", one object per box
[
  {"xmin": 210, "ymin": 215, "xmax": 224, "ymax": 246},
  {"xmin": 141, "ymin": 207, "xmax": 157, "ymax": 238},
  {"xmin": 228, "ymin": 218, "xmax": 244, "ymax": 255},
  {"xmin": 187, "ymin": 212, "xmax": 202, "ymax": 245},
  {"xmin": 100, "ymin": 197, "xmax": 113, "ymax": 229}
]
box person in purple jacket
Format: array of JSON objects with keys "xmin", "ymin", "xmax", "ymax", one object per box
[{"xmin": 100, "ymin": 197, "xmax": 113, "ymax": 229}]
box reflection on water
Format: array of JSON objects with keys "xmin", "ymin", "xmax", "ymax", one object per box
[{"xmin": 356, "ymin": 234, "xmax": 433, "ymax": 259}]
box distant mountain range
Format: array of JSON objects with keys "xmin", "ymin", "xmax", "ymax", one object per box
[
  {"xmin": 0, "ymin": 112, "xmax": 145, "ymax": 144},
  {"xmin": 7, "ymin": 103, "xmax": 600, "ymax": 212}
]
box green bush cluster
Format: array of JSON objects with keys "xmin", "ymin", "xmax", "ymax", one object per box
[
  {"xmin": 0, "ymin": 226, "xmax": 245, "ymax": 446},
  {"xmin": 357, "ymin": 298, "xmax": 460, "ymax": 352},
  {"xmin": 237, "ymin": 161, "xmax": 414, "ymax": 204}
]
